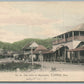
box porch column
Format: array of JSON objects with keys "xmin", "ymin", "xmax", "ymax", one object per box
[
  {"xmin": 72, "ymin": 31, "xmax": 74, "ymax": 40},
  {"xmin": 67, "ymin": 33, "xmax": 70, "ymax": 42},
  {"xmin": 68, "ymin": 51, "xmax": 70, "ymax": 62},
  {"xmin": 48, "ymin": 54, "xmax": 49, "ymax": 62},
  {"xmin": 46, "ymin": 56, "xmax": 47, "ymax": 62},
  {"xmin": 72, "ymin": 51, "xmax": 74, "ymax": 63},
  {"xmin": 58, "ymin": 49, "xmax": 60, "ymax": 61},
  {"xmin": 56, "ymin": 37, "xmax": 58, "ymax": 44},
  {"xmin": 55, "ymin": 52, "xmax": 56, "ymax": 61},
  {"xmin": 79, "ymin": 31, "xmax": 80, "ymax": 40},
  {"xmin": 64, "ymin": 34, "xmax": 66, "ymax": 42},
  {"xmin": 44, "ymin": 56, "xmax": 46, "ymax": 62},
  {"xmin": 53, "ymin": 54, "xmax": 55, "ymax": 62},
  {"xmin": 46, "ymin": 55, "xmax": 47, "ymax": 62},
  {"xmin": 48, "ymin": 55, "xmax": 49, "ymax": 62},
  {"xmin": 43, "ymin": 55, "xmax": 44, "ymax": 62},
  {"xmin": 64, "ymin": 48, "xmax": 66, "ymax": 62},
  {"xmin": 70, "ymin": 52, "xmax": 73, "ymax": 63},
  {"xmin": 78, "ymin": 51, "xmax": 80, "ymax": 64},
  {"xmin": 31, "ymin": 47, "xmax": 33, "ymax": 65},
  {"xmin": 68, "ymin": 32, "xmax": 70, "ymax": 38},
  {"xmin": 79, "ymin": 31, "xmax": 80, "ymax": 36}
]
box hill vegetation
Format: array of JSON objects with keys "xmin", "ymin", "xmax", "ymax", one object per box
[{"xmin": 0, "ymin": 38, "xmax": 53, "ymax": 51}]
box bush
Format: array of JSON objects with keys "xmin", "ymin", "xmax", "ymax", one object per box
[{"xmin": 0, "ymin": 62, "xmax": 41, "ymax": 71}]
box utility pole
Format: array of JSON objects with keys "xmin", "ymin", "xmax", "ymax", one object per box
[{"xmin": 31, "ymin": 47, "xmax": 33, "ymax": 65}]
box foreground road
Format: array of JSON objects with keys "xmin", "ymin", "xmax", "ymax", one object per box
[
  {"xmin": 0, "ymin": 58, "xmax": 84, "ymax": 72},
  {"xmin": 37, "ymin": 62, "xmax": 84, "ymax": 72}
]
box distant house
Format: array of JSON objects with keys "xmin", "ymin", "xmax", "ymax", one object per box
[
  {"xmin": 34, "ymin": 45, "xmax": 53, "ymax": 61},
  {"xmin": 52, "ymin": 23, "xmax": 84, "ymax": 63},
  {"xmin": 13, "ymin": 51, "xmax": 24, "ymax": 60},
  {"xmin": 0, "ymin": 48, "xmax": 15, "ymax": 58},
  {"xmin": 22, "ymin": 42, "xmax": 53, "ymax": 62},
  {"xmin": 22, "ymin": 42, "xmax": 39, "ymax": 61},
  {"xmin": 23, "ymin": 41, "xmax": 39, "ymax": 55}
]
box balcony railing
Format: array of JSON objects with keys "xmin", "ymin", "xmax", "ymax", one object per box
[
  {"xmin": 53, "ymin": 38, "xmax": 66, "ymax": 45},
  {"xmin": 66, "ymin": 37, "xmax": 73, "ymax": 42},
  {"xmin": 53, "ymin": 35, "xmax": 84, "ymax": 45}
]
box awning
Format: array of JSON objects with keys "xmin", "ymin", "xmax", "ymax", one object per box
[
  {"xmin": 69, "ymin": 46, "xmax": 84, "ymax": 52},
  {"xmin": 56, "ymin": 45, "xmax": 64, "ymax": 50},
  {"xmin": 52, "ymin": 45, "xmax": 64, "ymax": 52}
]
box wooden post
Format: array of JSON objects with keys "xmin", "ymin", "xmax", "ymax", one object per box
[
  {"xmin": 46, "ymin": 55, "xmax": 47, "ymax": 62},
  {"xmin": 31, "ymin": 47, "xmax": 33, "ymax": 65},
  {"xmin": 47, "ymin": 54, "xmax": 49, "ymax": 62},
  {"xmin": 44, "ymin": 55, "xmax": 45, "ymax": 62},
  {"xmin": 56, "ymin": 37, "xmax": 58, "ymax": 44},
  {"xmin": 70, "ymin": 52, "xmax": 72, "ymax": 63},
  {"xmin": 64, "ymin": 48, "xmax": 66, "ymax": 62},
  {"xmin": 53, "ymin": 54, "xmax": 55, "ymax": 62},
  {"xmin": 62, "ymin": 51, "xmax": 64, "ymax": 62},
  {"xmin": 68, "ymin": 51, "xmax": 70, "ymax": 62},
  {"xmin": 48, "ymin": 54, "xmax": 50, "ymax": 62},
  {"xmin": 78, "ymin": 51, "xmax": 80, "ymax": 64},
  {"xmin": 72, "ymin": 31, "xmax": 74, "ymax": 40},
  {"xmin": 68, "ymin": 33, "xmax": 69, "ymax": 38},
  {"xmin": 64, "ymin": 34, "xmax": 66, "ymax": 42},
  {"xmin": 58, "ymin": 49, "xmax": 60, "ymax": 61},
  {"xmin": 72, "ymin": 51, "xmax": 74, "ymax": 63},
  {"xmin": 47, "ymin": 55, "xmax": 49, "ymax": 61},
  {"xmin": 55, "ymin": 52, "xmax": 56, "ymax": 61},
  {"xmin": 79, "ymin": 31, "xmax": 80, "ymax": 40}
]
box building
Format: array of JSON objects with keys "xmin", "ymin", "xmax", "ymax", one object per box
[
  {"xmin": 52, "ymin": 23, "xmax": 84, "ymax": 63},
  {"xmin": 34, "ymin": 45, "xmax": 53, "ymax": 61},
  {"xmin": 23, "ymin": 41, "xmax": 39, "ymax": 55},
  {"xmin": 0, "ymin": 49, "xmax": 14, "ymax": 58},
  {"xmin": 22, "ymin": 42, "xmax": 53, "ymax": 62},
  {"xmin": 69, "ymin": 46, "xmax": 84, "ymax": 63},
  {"xmin": 22, "ymin": 41, "xmax": 39, "ymax": 61}
]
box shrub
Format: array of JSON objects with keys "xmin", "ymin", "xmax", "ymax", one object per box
[{"xmin": 0, "ymin": 62, "xmax": 41, "ymax": 71}]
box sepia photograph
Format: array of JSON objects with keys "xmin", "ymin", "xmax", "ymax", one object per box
[{"xmin": 0, "ymin": 1, "xmax": 84, "ymax": 82}]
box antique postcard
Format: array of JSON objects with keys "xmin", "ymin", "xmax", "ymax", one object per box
[{"xmin": 0, "ymin": 1, "xmax": 84, "ymax": 82}]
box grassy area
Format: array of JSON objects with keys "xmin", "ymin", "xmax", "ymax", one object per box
[{"xmin": 0, "ymin": 62, "xmax": 41, "ymax": 71}]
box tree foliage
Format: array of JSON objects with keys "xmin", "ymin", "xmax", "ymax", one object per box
[{"xmin": 0, "ymin": 38, "xmax": 53, "ymax": 51}]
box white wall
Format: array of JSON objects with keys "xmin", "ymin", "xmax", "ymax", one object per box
[{"xmin": 29, "ymin": 42, "xmax": 39, "ymax": 48}]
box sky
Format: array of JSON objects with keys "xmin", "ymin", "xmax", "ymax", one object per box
[{"xmin": 0, "ymin": 1, "xmax": 84, "ymax": 43}]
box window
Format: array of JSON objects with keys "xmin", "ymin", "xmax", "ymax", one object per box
[
  {"xmin": 65, "ymin": 33, "xmax": 68, "ymax": 38},
  {"xmin": 74, "ymin": 31, "xmax": 79, "ymax": 36},
  {"xmin": 80, "ymin": 51, "xmax": 84, "ymax": 56},
  {"xmin": 80, "ymin": 31, "xmax": 84, "ymax": 36},
  {"xmin": 69, "ymin": 32, "xmax": 72, "ymax": 37}
]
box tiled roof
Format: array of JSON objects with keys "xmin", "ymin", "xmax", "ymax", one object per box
[
  {"xmin": 34, "ymin": 45, "xmax": 47, "ymax": 51},
  {"xmin": 34, "ymin": 45, "xmax": 53, "ymax": 54}
]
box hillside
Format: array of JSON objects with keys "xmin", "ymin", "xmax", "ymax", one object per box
[{"xmin": 0, "ymin": 38, "xmax": 53, "ymax": 51}]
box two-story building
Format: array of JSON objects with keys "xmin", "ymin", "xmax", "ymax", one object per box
[{"xmin": 52, "ymin": 23, "xmax": 84, "ymax": 63}]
